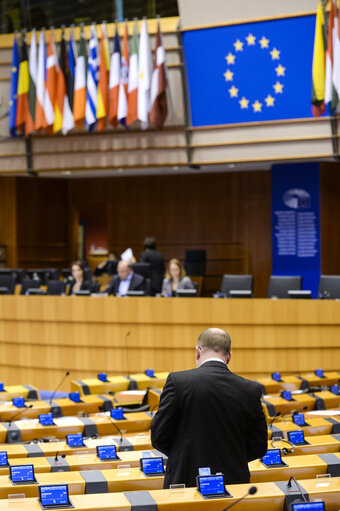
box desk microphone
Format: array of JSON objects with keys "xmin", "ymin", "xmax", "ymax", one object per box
[
  {"xmin": 8, "ymin": 404, "xmax": 33, "ymax": 426},
  {"xmin": 99, "ymin": 406, "xmax": 123, "ymax": 444},
  {"xmin": 222, "ymin": 486, "xmax": 257, "ymax": 510},
  {"xmin": 49, "ymin": 371, "xmax": 70, "ymax": 404},
  {"xmin": 268, "ymin": 411, "xmax": 281, "ymax": 428},
  {"xmin": 287, "ymin": 476, "xmax": 307, "ymax": 502},
  {"xmin": 54, "ymin": 451, "xmax": 66, "ymax": 462}
]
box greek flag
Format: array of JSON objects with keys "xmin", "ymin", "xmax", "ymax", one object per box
[{"xmin": 85, "ymin": 25, "xmax": 99, "ymax": 131}]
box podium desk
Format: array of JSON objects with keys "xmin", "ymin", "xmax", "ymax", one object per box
[
  {"xmin": 72, "ymin": 373, "xmax": 169, "ymax": 396},
  {"xmin": 0, "ymin": 386, "xmax": 39, "ymax": 402}
]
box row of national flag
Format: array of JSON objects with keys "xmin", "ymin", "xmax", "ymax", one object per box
[
  {"xmin": 9, "ymin": 19, "xmax": 168, "ymax": 137},
  {"xmin": 311, "ymin": 0, "xmax": 340, "ymax": 116}
]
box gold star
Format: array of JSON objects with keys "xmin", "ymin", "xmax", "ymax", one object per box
[
  {"xmin": 225, "ymin": 52, "xmax": 236, "ymax": 64},
  {"xmin": 252, "ymin": 100, "xmax": 262, "ymax": 112},
  {"xmin": 224, "ymin": 69, "xmax": 234, "ymax": 82},
  {"xmin": 233, "ymin": 39, "xmax": 244, "ymax": 52},
  {"xmin": 275, "ymin": 64, "xmax": 286, "ymax": 76},
  {"xmin": 273, "ymin": 81, "xmax": 284, "ymax": 93},
  {"xmin": 239, "ymin": 97, "xmax": 249, "ymax": 109},
  {"xmin": 264, "ymin": 94, "xmax": 275, "ymax": 107},
  {"xmin": 12, "ymin": 66, "xmax": 17, "ymax": 72},
  {"xmin": 246, "ymin": 33, "xmax": 256, "ymax": 46},
  {"xmin": 259, "ymin": 36, "xmax": 269, "ymax": 49},
  {"xmin": 229, "ymin": 85, "xmax": 239, "ymax": 98},
  {"xmin": 270, "ymin": 47, "xmax": 280, "ymax": 60}
]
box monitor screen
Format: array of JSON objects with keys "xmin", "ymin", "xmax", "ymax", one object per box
[
  {"xmin": 39, "ymin": 485, "xmax": 70, "ymax": 507},
  {"xmin": 293, "ymin": 413, "xmax": 306, "ymax": 426},
  {"xmin": 287, "ymin": 430, "xmax": 305, "ymax": 444},
  {"xmin": 68, "ymin": 392, "xmax": 81, "ymax": 403},
  {"xmin": 12, "ymin": 397, "xmax": 25, "ymax": 408},
  {"xmin": 330, "ymin": 384, "xmax": 340, "ymax": 395},
  {"xmin": 315, "ymin": 369, "xmax": 324, "ymax": 378},
  {"xmin": 96, "ymin": 445, "xmax": 118, "ymax": 460},
  {"xmin": 281, "ymin": 390, "xmax": 293, "ymax": 401},
  {"xmin": 271, "ymin": 372, "xmax": 281, "ymax": 382},
  {"xmin": 66, "ymin": 434, "xmax": 83, "ymax": 447},
  {"xmin": 145, "ymin": 369, "xmax": 155, "ymax": 378},
  {"xmin": 97, "ymin": 373, "xmax": 108, "ymax": 382},
  {"xmin": 291, "ymin": 503, "xmax": 325, "ymax": 511},
  {"xmin": 0, "ymin": 382, "xmax": 4, "ymax": 391},
  {"xmin": 110, "ymin": 408, "xmax": 124, "ymax": 420},
  {"xmin": 140, "ymin": 457, "xmax": 164, "ymax": 475},
  {"xmin": 39, "ymin": 413, "xmax": 54, "ymax": 426},
  {"xmin": 198, "ymin": 475, "xmax": 226, "ymax": 496},
  {"xmin": 10, "ymin": 464, "xmax": 35, "ymax": 483},
  {"xmin": 0, "ymin": 451, "xmax": 8, "ymax": 466},
  {"xmin": 261, "ymin": 449, "xmax": 282, "ymax": 465}
]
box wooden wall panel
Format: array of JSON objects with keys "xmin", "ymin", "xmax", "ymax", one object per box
[
  {"xmin": 0, "ymin": 177, "xmax": 17, "ymax": 267},
  {"xmin": 320, "ymin": 162, "xmax": 340, "ymax": 275}
]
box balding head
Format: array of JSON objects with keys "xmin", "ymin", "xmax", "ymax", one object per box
[
  {"xmin": 196, "ymin": 328, "xmax": 232, "ymax": 367},
  {"xmin": 118, "ymin": 260, "xmax": 132, "ymax": 280}
]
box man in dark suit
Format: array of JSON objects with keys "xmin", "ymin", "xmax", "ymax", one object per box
[
  {"xmin": 105, "ymin": 260, "xmax": 147, "ymax": 296},
  {"xmin": 151, "ymin": 328, "xmax": 267, "ymax": 488},
  {"xmin": 139, "ymin": 237, "xmax": 164, "ymax": 295}
]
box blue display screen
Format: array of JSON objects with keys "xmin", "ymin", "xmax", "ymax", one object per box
[
  {"xmin": 10, "ymin": 464, "xmax": 35, "ymax": 482},
  {"xmin": 66, "ymin": 434, "xmax": 83, "ymax": 447},
  {"xmin": 288, "ymin": 430, "xmax": 305, "ymax": 444},
  {"xmin": 140, "ymin": 457, "xmax": 164, "ymax": 474},
  {"xmin": 281, "ymin": 390, "xmax": 293, "ymax": 401},
  {"xmin": 40, "ymin": 485, "xmax": 69, "ymax": 506},
  {"xmin": 145, "ymin": 369, "xmax": 155, "ymax": 378},
  {"xmin": 0, "ymin": 382, "xmax": 4, "ymax": 391},
  {"xmin": 198, "ymin": 475, "xmax": 225, "ymax": 496},
  {"xmin": 291, "ymin": 502, "xmax": 325, "ymax": 511},
  {"xmin": 96, "ymin": 445, "xmax": 117, "ymax": 460},
  {"xmin": 293, "ymin": 413, "xmax": 306, "ymax": 426},
  {"xmin": 68, "ymin": 392, "xmax": 81, "ymax": 403},
  {"xmin": 315, "ymin": 369, "xmax": 324, "ymax": 378},
  {"xmin": 39, "ymin": 413, "xmax": 54, "ymax": 426},
  {"xmin": 330, "ymin": 384, "xmax": 340, "ymax": 395},
  {"xmin": 0, "ymin": 451, "xmax": 8, "ymax": 466},
  {"xmin": 97, "ymin": 373, "xmax": 108, "ymax": 382},
  {"xmin": 12, "ymin": 397, "xmax": 25, "ymax": 408},
  {"xmin": 262, "ymin": 449, "xmax": 282, "ymax": 465},
  {"xmin": 111, "ymin": 408, "xmax": 124, "ymax": 420},
  {"xmin": 271, "ymin": 372, "xmax": 281, "ymax": 382}
]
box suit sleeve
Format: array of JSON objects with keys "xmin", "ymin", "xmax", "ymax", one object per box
[
  {"xmin": 246, "ymin": 384, "xmax": 268, "ymax": 462},
  {"xmin": 151, "ymin": 373, "xmax": 180, "ymax": 456}
]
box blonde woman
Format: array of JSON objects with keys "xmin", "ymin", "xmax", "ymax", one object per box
[{"xmin": 161, "ymin": 258, "xmax": 194, "ymax": 296}]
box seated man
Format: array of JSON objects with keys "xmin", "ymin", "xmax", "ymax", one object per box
[{"xmin": 106, "ymin": 260, "xmax": 147, "ymax": 296}]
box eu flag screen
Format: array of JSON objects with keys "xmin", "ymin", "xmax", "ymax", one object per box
[
  {"xmin": 288, "ymin": 430, "xmax": 305, "ymax": 444},
  {"xmin": 66, "ymin": 434, "xmax": 83, "ymax": 447},
  {"xmin": 39, "ymin": 413, "xmax": 54, "ymax": 426},
  {"xmin": 291, "ymin": 502, "xmax": 325, "ymax": 511},
  {"xmin": 182, "ymin": 14, "xmax": 316, "ymax": 126},
  {"xmin": 0, "ymin": 452, "xmax": 8, "ymax": 466},
  {"xmin": 140, "ymin": 457, "xmax": 164, "ymax": 474},
  {"xmin": 199, "ymin": 475, "xmax": 225, "ymax": 495},
  {"xmin": 12, "ymin": 397, "xmax": 25, "ymax": 408},
  {"xmin": 40, "ymin": 485, "xmax": 69, "ymax": 506},
  {"xmin": 111, "ymin": 408, "xmax": 124, "ymax": 420},
  {"xmin": 96, "ymin": 445, "xmax": 117, "ymax": 460},
  {"xmin": 262, "ymin": 449, "xmax": 282, "ymax": 465},
  {"xmin": 10, "ymin": 464, "xmax": 35, "ymax": 482}
]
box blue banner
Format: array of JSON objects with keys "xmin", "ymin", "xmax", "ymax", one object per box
[
  {"xmin": 182, "ymin": 15, "xmax": 316, "ymax": 126},
  {"xmin": 272, "ymin": 163, "xmax": 320, "ymax": 297}
]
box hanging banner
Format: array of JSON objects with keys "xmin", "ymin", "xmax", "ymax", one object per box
[{"xmin": 272, "ymin": 163, "xmax": 321, "ymax": 297}]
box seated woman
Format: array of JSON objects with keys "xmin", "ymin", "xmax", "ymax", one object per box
[
  {"xmin": 68, "ymin": 261, "xmax": 92, "ymax": 295},
  {"xmin": 161, "ymin": 258, "xmax": 194, "ymax": 296}
]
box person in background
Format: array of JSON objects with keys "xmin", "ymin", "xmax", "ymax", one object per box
[
  {"xmin": 105, "ymin": 260, "xmax": 147, "ymax": 296},
  {"xmin": 68, "ymin": 261, "xmax": 92, "ymax": 295},
  {"xmin": 161, "ymin": 258, "xmax": 194, "ymax": 296},
  {"xmin": 94, "ymin": 251, "xmax": 119, "ymax": 276},
  {"xmin": 140, "ymin": 237, "xmax": 164, "ymax": 296}
]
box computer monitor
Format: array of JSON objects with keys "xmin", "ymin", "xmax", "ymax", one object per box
[
  {"xmin": 175, "ymin": 289, "xmax": 198, "ymax": 297},
  {"xmin": 196, "ymin": 474, "xmax": 232, "ymax": 499},
  {"xmin": 96, "ymin": 445, "xmax": 119, "ymax": 460},
  {"xmin": 261, "ymin": 449, "xmax": 287, "ymax": 468},
  {"xmin": 39, "ymin": 484, "xmax": 73, "ymax": 509},
  {"xmin": 66, "ymin": 433, "xmax": 84, "ymax": 448},
  {"xmin": 139, "ymin": 457, "xmax": 164, "ymax": 476},
  {"xmin": 39, "ymin": 413, "xmax": 55, "ymax": 426},
  {"xmin": 0, "ymin": 451, "xmax": 8, "ymax": 466},
  {"xmin": 12, "ymin": 397, "xmax": 26, "ymax": 408},
  {"xmin": 10, "ymin": 464, "xmax": 36, "ymax": 484},
  {"xmin": 110, "ymin": 408, "xmax": 125, "ymax": 420},
  {"xmin": 287, "ymin": 430, "xmax": 307, "ymax": 445},
  {"xmin": 290, "ymin": 502, "xmax": 325, "ymax": 511}
]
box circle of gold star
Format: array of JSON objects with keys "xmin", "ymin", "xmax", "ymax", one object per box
[{"xmin": 224, "ymin": 70, "xmax": 234, "ymax": 82}]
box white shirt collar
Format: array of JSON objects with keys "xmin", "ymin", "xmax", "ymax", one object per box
[{"xmin": 200, "ymin": 357, "xmax": 226, "ymax": 366}]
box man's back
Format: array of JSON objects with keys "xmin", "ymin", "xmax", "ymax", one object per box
[
  {"xmin": 151, "ymin": 361, "xmax": 267, "ymax": 488},
  {"xmin": 140, "ymin": 249, "xmax": 164, "ymax": 294}
]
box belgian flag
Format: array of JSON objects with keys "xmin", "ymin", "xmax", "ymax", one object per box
[
  {"xmin": 16, "ymin": 33, "xmax": 29, "ymax": 131},
  {"xmin": 311, "ymin": 0, "xmax": 326, "ymax": 117}
]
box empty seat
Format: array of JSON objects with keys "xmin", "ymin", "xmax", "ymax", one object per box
[
  {"xmin": 46, "ymin": 280, "xmax": 66, "ymax": 296},
  {"xmin": 0, "ymin": 276, "xmax": 16, "ymax": 294},
  {"xmin": 220, "ymin": 274, "xmax": 254, "ymax": 297},
  {"xmin": 267, "ymin": 275, "xmax": 302, "ymax": 298},
  {"xmin": 27, "ymin": 269, "xmax": 59, "ymax": 284},
  {"xmin": 318, "ymin": 275, "xmax": 340, "ymax": 299},
  {"xmin": 184, "ymin": 250, "xmax": 206, "ymax": 276},
  {"xmin": 20, "ymin": 279, "xmax": 41, "ymax": 295},
  {"xmin": 130, "ymin": 262, "xmax": 151, "ymax": 279}
]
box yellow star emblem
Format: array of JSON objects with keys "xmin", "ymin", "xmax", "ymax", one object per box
[
  {"xmin": 259, "ymin": 36, "xmax": 269, "ymax": 49},
  {"xmin": 275, "ymin": 64, "xmax": 286, "ymax": 76},
  {"xmin": 224, "ymin": 70, "xmax": 234, "ymax": 82},
  {"xmin": 270, "ymin": 47, "xmax": 280, "ymax": 60},
  {"xmin": 225, "ymin": 52, "xmax": 236, "ymax": 64},
  {"xmin": 239, "ymin": 97, "xmax": 249, "ymax": 109},
  {"xmin": 264, "ymin": 94, "xmax": 275, "ymax": 107},
  {"xmin": 252, "ymin": 100, "xmax": 262, "ymax": 112},
  {"xmin": 246, "ymin": 33, "xmax": 256, "ymax": 46},
  {"xmin": 229, "ymin": 85, "xmax": 239, "ymax": 98},
  {"xmin": 273, "ymin": 81, "xmax": 284, "ymax": 93},
  {"xmin": 12, "ymin": 66, "xmax": 17, "ymax": 72},
  {"xmin": 233, "ymin": 39, "xmax": 244, "ymax": 52}
]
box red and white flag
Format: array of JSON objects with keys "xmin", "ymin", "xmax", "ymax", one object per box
[
  {"xmin": 108, "ymin": 27, "xmax": 121, "ymax": 127},
  {"xmin": 117, "ymin": 22, "xmax": 129, "ymax": 126},
  {"xmin": 126, "ymin": 20, "xmax": 138, "ymax": 126},
  {"xmin": 149, "ymin": 21, "xmax": 168, "ymax": 128},
  {"xmin": 137, "ymin": 19, "xmax": 152, "ymax": 130},
  {"xmin": 43, "ymin": 31, "xmax": 58, "ymax": 134}
]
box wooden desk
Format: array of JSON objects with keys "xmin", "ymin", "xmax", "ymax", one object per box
[
  {"xmin": 258, "ymin": 372, "xmax": 340, "ymax": 394},
  {"xmin": 0, "ymin": 386, "xmax": 39, "ymax": 401},
  {"xmin": 1, "ymin": 296, "xmax": 340, "ymax": 389},
  {"xmin": 71, "ymin": 373, "xmax": 168, "ymax": 396}
]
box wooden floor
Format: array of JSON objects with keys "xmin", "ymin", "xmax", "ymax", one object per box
[{"xmin": 0, "ymin": 296, "xmax": 339, "ymax": 390}]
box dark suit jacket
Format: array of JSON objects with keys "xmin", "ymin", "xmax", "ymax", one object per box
[
  {"xmin": 68, "ymin": 279, "xmax": 92, "ymax": 295},
  {"xmin": 151, "ymin": 361, "xmax": 267, "ymax": 488},
  {"xmin": 140, "ymin": 249, "xmax": 164, "ymax": 295},
  {"xmin": 106, "ymin": 272, "xmax": 147, "ymax": 296}
]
